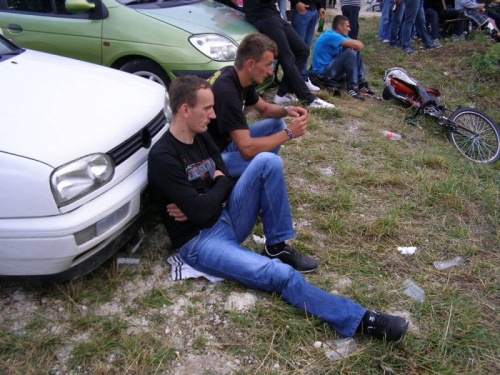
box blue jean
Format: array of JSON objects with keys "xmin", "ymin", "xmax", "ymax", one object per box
[
  {"xmin": 379, "ymin": 0, "xmax": 393, "ymax": 40},
  {"xmin": 341, "ymin": 5, "xmax": 360, "ymax": 39},
  {"xmin": 401, "ymin": 0, "xmax": 432, "ymax": 49},
  {"xmin": 323, "ymin": 49, "xmax": 366, "ymax": 88},
  {"xmin": 291, "ymin": 8, "xmax": 319, "ymax": 80},
  {"xmin": 389, "ymin": 2, "xmax": 405, "ymax": 46},
  {"xmin": 222, "ymin": 118, "xmax": 286, "ymax": 177},
  {"xmin": 278, "ymin": 0, "xmax": 287, "ymax": 20},
  {"xmin": 178, "ymin": 153, "xmax": 366, "ymax": 337}
]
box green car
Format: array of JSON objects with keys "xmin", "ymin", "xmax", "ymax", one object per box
[{"xmin": 0, "ymin": 0, "xmax": 257, "ymax": 87}]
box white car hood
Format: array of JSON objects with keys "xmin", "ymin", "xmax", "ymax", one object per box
[{"xmin": 0, "ymin": 50, "xmax": 165, "ymax": 168}]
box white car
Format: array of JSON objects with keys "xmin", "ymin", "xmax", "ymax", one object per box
[{"xmin": 0, "ymin": 35, "xmax": 170, "ymax": 281}]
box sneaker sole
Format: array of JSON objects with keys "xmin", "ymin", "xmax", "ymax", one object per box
[
  {"xmin": 298, "ymin": 267, "xmax": 318, "ymax": 274},
  {"xmin": 393, "ymin": 320, "xmax": 410, "ymax": 344}
]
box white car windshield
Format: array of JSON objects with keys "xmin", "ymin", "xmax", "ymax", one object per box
[{"xmin": 0, "ymin": 36, "xmax": 23, "ymax": 58}]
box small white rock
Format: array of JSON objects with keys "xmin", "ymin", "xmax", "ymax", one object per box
[{"xmin": 313, "ymin": 341, "xmax": 323, "ymax": 348}]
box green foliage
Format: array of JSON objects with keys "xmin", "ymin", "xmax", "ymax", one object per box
[{"xmin": 470, "ymin": 44, "xmax": 500, "ymax": 79}]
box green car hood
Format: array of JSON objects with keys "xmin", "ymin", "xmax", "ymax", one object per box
[{"xmin": 136, "ymin": 1, "xmax": 256, "ymax": 43}]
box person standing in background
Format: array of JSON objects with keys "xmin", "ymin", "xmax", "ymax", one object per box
[
  {"xmin": 379, "ymin": 0, "xmax": 394, "ymax": 42},
  {"xmin": 340, "ymin": 0, "xmax": 361, "ymax": 39},
  {"xmin": 400, "ymin": 0, "xmax": 442, "ymax": 54},
  {"xmin": 291, "ymin": 0, "xmax": 327, "ymax": 91}
]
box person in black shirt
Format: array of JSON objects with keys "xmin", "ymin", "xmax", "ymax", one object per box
[
  {"xmin": 208, "ymin": 34, "xmax": 309, "ymax": 177},
  {"xmin": 243, "ymin": 0, "xmax": 336, "ymax": 108},
  {"xmin": 148, "ymin": 75, "xmax": 410, "ymax": 343}
]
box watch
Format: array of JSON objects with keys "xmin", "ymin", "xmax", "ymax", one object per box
[
  {"xmin": 284, "ymin": 127, "xmax": 293, "ymax": 140},
  {"xmin": 283, "ymin": 106, "xmax": 290, "ymax": 117}
]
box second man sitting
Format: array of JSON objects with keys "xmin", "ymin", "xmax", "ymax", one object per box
[{"xmin": 208, "ymin": 33, "xmax": 309, "ymax": 177}]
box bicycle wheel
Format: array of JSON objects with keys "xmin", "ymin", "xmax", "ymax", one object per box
[{"xmin": 446, "ymin": 108, "xmax": 500, "ymax": 164}]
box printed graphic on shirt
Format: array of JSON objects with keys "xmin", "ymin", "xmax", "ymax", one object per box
[
  {"xmin": 209, "ymin": 70, "xmax": 221, "ymax": 85},
  {"xmin": 185, "ymin": 158, "xmax": 216, "ymax": 182}
]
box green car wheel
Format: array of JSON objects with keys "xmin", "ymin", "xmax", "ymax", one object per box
[{"xmin": 119, "ymin": 58, "xmax": 170, "ymax": 88}]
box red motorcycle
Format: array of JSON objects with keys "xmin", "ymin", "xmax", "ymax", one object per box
[{"xmin": 382, "ymin": 67, "xmax": 500, "ymax": 164}]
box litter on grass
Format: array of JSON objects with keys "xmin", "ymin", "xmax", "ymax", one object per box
[
  {"xmin": 252, "ymin": 234, "xmax": 266, "ymax": 245},
  {"xmin": 116, "ymin": 258, "xmax": 140, "ymax": 268},
  {"xmin": 397, "ymin": 246, "xmax": 417, "ymax": 255},
  {"xmin": 403, "ymin": 279, "xmax": 425, "ymax": 303},
  {"xmin": 324, "ymin": 338, "xmax": 357, "ymax": 361},
  {"xmin": 434, "ymin": 256, "xmax": 464, "ymax": 270}
]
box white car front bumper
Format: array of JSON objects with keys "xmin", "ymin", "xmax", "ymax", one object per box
[{"xmin": 0, "ymin": 162, "xmax": 150, "ymax": 278}]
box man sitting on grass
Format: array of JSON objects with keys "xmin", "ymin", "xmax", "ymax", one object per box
[
  {"xmin": 148, "ymin": 75, "xmax": 409, "ymax": 342},
  {"xmin": 208, "ymin": 34, "xmax": 309, "ymax": 178},
  {"xmin": 311, "ymin": 15, "xmax": 374, "ymax": 100}
]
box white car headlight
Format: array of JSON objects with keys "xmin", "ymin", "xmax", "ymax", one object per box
[
  {"xmin": 189, "ymin": 34, "xmax": 237, "ymax": 61},
  {"xmin": 50, "ymin": 154, "xmax": 114, "ymax": 207}
]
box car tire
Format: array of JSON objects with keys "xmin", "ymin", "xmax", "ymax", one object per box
[{"xmin": 119, "ymin": 59, "xmax": 170, "ymax": 88}]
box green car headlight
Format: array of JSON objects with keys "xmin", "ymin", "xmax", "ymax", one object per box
[
  {"xmin": 189, "ymin": 34, "xmax": 237, "ymax": 61},
  {"xmin": 51, "ymin": 154, "xmax": 114, "ymax": 207}
]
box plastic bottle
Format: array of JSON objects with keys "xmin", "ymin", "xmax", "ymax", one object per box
[
  {"xmin": 433, "ymin": 256, "xmax": 464, "ymax": 270},
  {"xmin": 318, "ymin": 19, "xmax": 324, "ymax": 32},
  {"xmin": 403, "ymin": 279, "xmax": 425, "ymax": 303},
  {"xmin": 380, "ymin": 130, "xmax": 402, "ymax": 140}
]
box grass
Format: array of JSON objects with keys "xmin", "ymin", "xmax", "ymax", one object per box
[{"xmin": 1, "ymin": 15, "xmax": 500, "ymax": 375}]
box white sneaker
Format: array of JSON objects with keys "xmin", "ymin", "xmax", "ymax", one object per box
[
  {"xmin": 309, "ymin": 97, "xmax": 335, "ymax": 109},
  {"xmin": 305, "ymin": 78, "xmax": 320, "ymax": 92},
  {"xmin": 273, "ymin": 93, "xmax": 299, "ymax": 105}
]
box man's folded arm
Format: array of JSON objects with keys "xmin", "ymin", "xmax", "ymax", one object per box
[{"xmin": 149, "ymin": 157, "xmax": 233, "ymax": 225}]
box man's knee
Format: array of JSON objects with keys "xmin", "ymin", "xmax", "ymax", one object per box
[
  {"xmin": 343, "ymin": 49, "xmax": 357, "ymax": 60},
  {"xmin": 253, "ymin": 152, "xmax": 284, "ymax": 171}
]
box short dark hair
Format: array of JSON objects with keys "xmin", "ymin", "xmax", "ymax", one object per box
[
  {"xmin": 332, "ymin": 15, "xmax": 349, "ymax": 31},
  {"xmin": 234, "ymin": 33, "xmax": 278, "ymax": 70},
  {"xmin": 168, "ymin": 76, "xmax": 211, "ymax": 115}
]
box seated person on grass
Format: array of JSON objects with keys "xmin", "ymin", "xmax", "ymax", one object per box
[
  {"xmin": 148, "ymin": 75, "xmax": 410, "ymax": 343},
  {"xmin": 311, "ymin": 15, "xmax": 374, "ymax": 101},
  {"xmin": 456, "ymin": 0, "xmax": 500, "ymax": 39},
  {"xmin": 208, "ymin": 34, "xmax": 309, "ymax": 178}
]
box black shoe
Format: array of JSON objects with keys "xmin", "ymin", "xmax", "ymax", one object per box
[
  {"xmin": 347, "ymin": 88, "xmax": 365, "ymax": 101},
  {"xmin": 360, "ymin": 310, "xmax": 409, "ymax": 343},
  {"xmin": 262, "ymin": 244, "xmax": 319, "ymax": 273},
  {"xmin": 359, "ymin": 82, "xmax": 375, "ymax": 96}
]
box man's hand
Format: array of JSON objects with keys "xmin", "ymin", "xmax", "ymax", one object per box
[
  {"xmin": 286, "ymin": 106, "xmax": 308, "ymax": 118},
  {"xmin": 214, "ymin": 170, "xmax": 225, "ymax": 178},
  {"xmin": 319, "ymin": 8, "xmax": 327, "ymax": 21},
  {"xmin": 296, "ymin": 2, "xmax": 309, "ymax": 14},
  {"xmin": 167, "ymin": 203, "xmax": 188, "ymax": 222},
  {"xmin": 287, "ymin": 113, "xmax": 308, "ymax": 139},
  {"xmin": 478, "ymin": 3, "xmax": 486, "ymax": 11}
]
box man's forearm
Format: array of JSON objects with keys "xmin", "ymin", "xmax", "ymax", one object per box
[{"xmin": 261, "ymin": 103, "xmax": 290, "ymax": 118}]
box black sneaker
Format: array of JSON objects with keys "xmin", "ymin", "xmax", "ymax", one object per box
[
  {"xmin": 360, "ymin": 310, "xmax": 409, "ymax": 343},
  {"xmin": 262, "ymin": 244, "xmax": 319, "ymax": 273},
  {"xmin": 359, "ymin": 82, "xmax": 375, "ymax": 96},
  {"xmin": 347, "ymin": 88, "xmax": 365, "ymax": 101}
]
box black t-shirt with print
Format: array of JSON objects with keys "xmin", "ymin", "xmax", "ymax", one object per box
[
  {"xmin": 207, "ymin": 66, "xmax": 260, "ymax": 152},
  {"xmin": 148, "ymin": 130, "xmax": 233, "ymax": 248}
]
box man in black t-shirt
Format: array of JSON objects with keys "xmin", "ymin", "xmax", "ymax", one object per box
[
  {"xmin": 148, "ymin": 75, "xmax": 409, "ymax": 343},
  {"xmin": 208, "ymin": 34, "xmax": 308, "ymax": 177}
]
